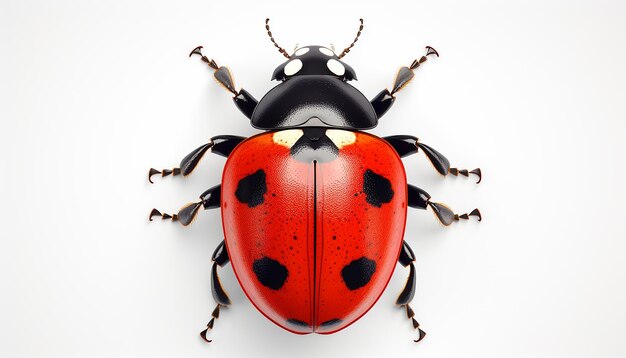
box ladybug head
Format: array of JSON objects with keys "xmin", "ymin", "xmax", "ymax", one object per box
[
  {"xmin": 265, "ymin": 19, "xmax": 363, "ymax": 82},
  {"xmin": 271, "ymin": 46, "xmax": 357, "ymax": 81},
  {"xmin": 252, "ymin": 19, "xmax": 376, "ymax": 131}
]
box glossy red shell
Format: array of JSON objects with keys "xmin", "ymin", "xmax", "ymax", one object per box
[{"xmin": 221, "ymin": 129, "xmax": 407, "ymax": 334}]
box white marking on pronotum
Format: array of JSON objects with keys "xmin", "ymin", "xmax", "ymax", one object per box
[
  {"xmin": 319, "ymin": 47, "xmax": 335, "ymax": 56},
  {"xmin": 326, "ymin": 129, "xmax": 356, "ymax": 148},
  {"xmin": 326, "ymin": 59, "xmax": 345, "ymax": 76},
  {"xmin": 272, "ymin": 129, "xmax": 304, "ymax": 148},
  {"xmin": 284, "ymin": 59, "xmax": 303, "ymax": 76},
  {"xmin": 294, "ymin": 47, "xmax": 309, "ymax": 56}
]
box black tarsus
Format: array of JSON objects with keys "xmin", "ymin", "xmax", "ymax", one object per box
[
  {"xmin": 408, "ymin": 184, "xmax": 481, "ymax": 226},
  {"xmin": 149, "ymin": 185, "xmax": 221, "ymax": 226},
  {"xmin": 148, "ymin": 202, "xmax": 199, "ymax": 226},
  {"xmin": 449, "ymin": 167, "xmax": 483, "ymax": 184},
  {"xmin": 430, "ymin": 203, "xmax": 482, "ymax": 225},
  {"xmin": 409, "ymin": 46, "xmax": 439, "ymax": 70},
  {"xmin": 425, "ymin": 46, "xmax": 439, "ymax": 57},
  {"xmin": 149, "ymin": 208, "xmax": 177, "ymax": 222},
  {"xmin": 148, "ymin": 167, "xmax": 182, "ymax": 184},
  {"xmin": 189, "ymin": 46, "xmax": 219, "ymax": 69},
  {"xmin": 200, "ymin": 304, "xmax": 224, "ymax": 343},
  {"xmin": 458, "ymin": 208, "xmax": 482, "ymax": 222},
  {"xmin": 407, "ymin": 305, "xmax": 427, "ymax": 343}
]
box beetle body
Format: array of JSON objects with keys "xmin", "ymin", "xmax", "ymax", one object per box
[
  {"xmin": 149, "ymin": 20, "xmax": 481, "ymax": 343},
  {"xmin": 222, "ymin": 128, "xmax": 407, "ymax": 334}
]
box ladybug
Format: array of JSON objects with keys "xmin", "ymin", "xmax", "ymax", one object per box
[{"xmin": 149, "ymin": 19, "xmax": 481, "ymax": 343}]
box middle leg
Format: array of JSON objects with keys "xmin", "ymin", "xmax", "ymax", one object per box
[
  {"xmin": 408, "ymin": 184, "xmax": 481, "ymax": 226},
  {"xmin": 149, "ymin": 185, "xmax": 221, "ymax": 226}
]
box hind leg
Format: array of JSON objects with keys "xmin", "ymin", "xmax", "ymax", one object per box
[
  {"xmin": 200, "ymin": 240, "xmax": 232, "ymax": 342},
  {"xmin": 396, "ymin": 240, "xmax": 426, "ymax": 342}
]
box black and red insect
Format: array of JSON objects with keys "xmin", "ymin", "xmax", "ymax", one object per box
[{"xmin": 149, "ymin": 19, "xmax": 481, "ymax": 343}]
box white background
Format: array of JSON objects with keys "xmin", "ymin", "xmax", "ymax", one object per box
[{"xmin": 2, "ymin": 0, "xmax": 626, "ymax": 357}]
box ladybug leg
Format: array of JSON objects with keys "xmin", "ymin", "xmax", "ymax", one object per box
[
  {"xmin": 211, "ymin": 241, "xmax": 231, "ymax": 304},
  {"xmin": 201, "ymin": 240, "xmax": 232, "ymax": 343},
  {"xmin": 396, "ymin": 241, "xmax": 426, "ymax": 342},
  {"xmin": 189, "ymin": 46, "xmax": 258, "ymax": 119},
  {"xmin": 383, "ymin": 135, "xmax": 482, "ymax": 184},
  {"xmin": 408, "ymin": 184, "xmax": 482, "ymax": 226},
  {"xmin": 149, "ymin": 185, "xmax": 220, "ymax": 226},
  {"xmin": 148, "ymin": 135, "xmax": 246, "ymax": 183},
  {"xmin": 370, "ymin": 46, "xmax": 439, "ymax": 119}
]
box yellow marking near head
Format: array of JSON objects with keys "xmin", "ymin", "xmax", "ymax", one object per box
[
  {"xmin": 272, "ymin": 129, "xmax": 304, "ymax": 148},
  {"xmin": 326, "ymin": 129, "xmax": 357, "ymax": 148}
]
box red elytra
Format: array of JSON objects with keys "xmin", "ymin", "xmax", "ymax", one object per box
[{"xmin": 221, "ymin": 129, "xmax": 407, "ymax": 334}]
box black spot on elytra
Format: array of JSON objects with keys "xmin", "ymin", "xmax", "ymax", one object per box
[
  {"xmin": 287, "ymin": 318, "xmax": 310, "ymax": 328},
  {"xmin": 320, "ymin": 318, "xmax": 343, "ymax": 327},
  {"xmin": 341, "ymin": 257, "xmax": 376, "ymax": 290},
  {"xmin": 253, "ymin": 256, "xmax": 288, "ymax": 290},
  {"xmin": 235, "ymin": 170, "xmax": 267, "ymax": 207},
  {"xmin": 363, "ymin": 169, "xmax": 394, "ymax": 207}
]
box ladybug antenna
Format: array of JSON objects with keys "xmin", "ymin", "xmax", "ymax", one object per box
[
  {"xmin": 265, "ymin": 18, "xmax": 290, "ymax": 59},
  {"xmin": 338, "ymin": 19, "xmax": 364, "ymax": 59}
]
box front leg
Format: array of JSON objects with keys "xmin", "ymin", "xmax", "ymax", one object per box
[
  {"xmin": 189, "ymin": 46, "xmax": 258, "ymax": 119},
  {"xmin": 384, "ymin": 135, "xmax": 482, "ymax": 184},
  {"xmin": 149, "ymin": 185, "xmax": 221, "ymax": 226},
  {"xmin": 148, "ymin": 135, "xmax": 246, "ymax": 183},
  {"xmin": 370, "ymin": 46, "xmax": 439, "ymax": 119}
]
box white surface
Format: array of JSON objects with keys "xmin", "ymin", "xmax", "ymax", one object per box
[{"xmin": 2, "ymin": 0, "xmax": 626, "ymax": 357}]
